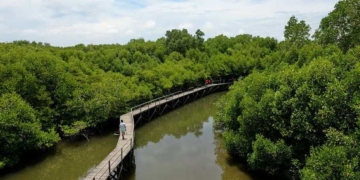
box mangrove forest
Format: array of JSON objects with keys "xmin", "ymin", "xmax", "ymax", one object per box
[{"xmin": 1, "ymin": 0, "xmax": 360, "ymax": 179}]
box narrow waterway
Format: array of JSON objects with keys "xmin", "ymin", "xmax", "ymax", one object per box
[
  {"xmin": 0, "ymin": 92, "xmax": 252, "ymax": 180},
  {"xmin": 123, "ymin": 92, "xmax": 251, "ymax": 180}
]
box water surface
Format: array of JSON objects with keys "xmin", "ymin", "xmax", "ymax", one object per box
[
  {"xmin": 0, "ymin": 127, "xmax": 119, "ymax": 180},
  {"xmin": 124, "ymin": 92, "xmax": 251, "ymax": 180},
  {"xmin": 0, "ymin": 92, "xmax": 251, "ymax": 180}
]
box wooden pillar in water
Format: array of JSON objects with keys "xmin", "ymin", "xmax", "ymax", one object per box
[
  {"xmin": 130, "ymin": 138, "xmax": 133, "ymax": 163},
  {"xmin": 108, "ymin": 161, "xmax": 111, "ymax": 176}
]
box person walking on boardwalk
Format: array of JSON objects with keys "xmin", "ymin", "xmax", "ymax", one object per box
[{"xmin": 119, "ymin": 120, "xmax": 127, "ymax": 140}]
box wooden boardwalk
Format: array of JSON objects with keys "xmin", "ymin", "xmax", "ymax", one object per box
[
  {"xmin": 83, "ymin": 83, "xmax": 230, "ymax": 180},
  {"xmin": 83, "ymin": 112, "xmax": 134, "ymax": 180}
]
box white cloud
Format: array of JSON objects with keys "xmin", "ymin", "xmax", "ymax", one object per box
[
  {"xmin": 238, "ymin": 29, "xmax": 245, "ymax": 35},
  {"xmin": 0, "ymin": 0, "xmax": 339, "ymax": 46},
  {"xmin": 222, "ymin": 31, "xmax": 232, "ymax": 37},
  {"xmin": 145, "ymin": 20, "xmax": 156, "ymax": 28},
  {"xmin": 22, "ymin": 29, "xmax": 37, "ymax": 34},
  {"xmin": 178, "ymin": 23, "xmax": 193, "ymax": 30},
  {"xmin": 126, "ymin": 29, "xmax": 136, "ymax": 35},
  {"xmin": 204, "ymin": 22, "xmax": 214, "ymax": 29}
]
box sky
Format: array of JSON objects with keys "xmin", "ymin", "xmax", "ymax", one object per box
[{"xmin": 0, "ymin": 0, "xmax": 339, "ymax": 47}]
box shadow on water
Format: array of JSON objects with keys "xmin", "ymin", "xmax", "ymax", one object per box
[
  {"xmin": 213, "ymin": 131, "xmax": 252, "ymax": 180},
  {"xmin": 0, "ymin": 147, "xmax": 57, "ymax": 176},
  {"xmin": 213, "ymin": 132, "xmax": 284, "ymax": 180},
  {"xmin": 0, "ymin": 122, "xmax": 120, "ymax": 180}
]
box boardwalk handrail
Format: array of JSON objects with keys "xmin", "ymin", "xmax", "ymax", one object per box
[
  {"xmin": 130, "ymin": 78, "xmax": 235, "ymax": 112},
  {"xmin": 94, "ymin": 139, "xmax": 132, "ymax": 179},
  {"xmin": 130, "ymin": 91, "xmax": 182, "ymax": 112},
  {"xmin": 93, "ymin": 139, "xmax": 127, "ymax": 178},
  {"xmin": 91, "ymin": 121, "xmax": 135, "ymax": 180}
]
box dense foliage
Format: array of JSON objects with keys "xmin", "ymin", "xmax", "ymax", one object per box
[
  {"xmin": 216, "ymin": 1, "xmax": 360, "ymax": 179},
  {"xmin": 2, "ymin": 1, "xmax": 359, "ymax": 178},
  {"xmin": 0, "ymin": 28, "xmax": 277, "ymax": 169}
]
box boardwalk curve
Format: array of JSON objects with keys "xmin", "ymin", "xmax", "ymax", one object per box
[{"xmin": 83, "ymin": 83, "xmax": 231, "ymax": 180}]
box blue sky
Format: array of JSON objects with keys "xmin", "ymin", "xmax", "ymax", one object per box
[{"xmin": 0, "ymin": 0, "xmax": 339, "ymax": 46}]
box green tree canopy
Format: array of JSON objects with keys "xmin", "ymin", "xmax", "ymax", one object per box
[
  {"xmin": 0, "ymin": 93, "xmax": 59, "ymax": 168},
  {"xmin": 284, "ymin": 16, "xmax": 311, "ymax": 48},
  {"xmin": 165, "ymin": 29, "xmax": 196, "ymax": 55},
  {"xmin": 314, "ymin": 0, "xmax": 360, "ymax": 52}
]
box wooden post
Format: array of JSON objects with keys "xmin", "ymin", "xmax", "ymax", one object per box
[
  {"xmin": 121, "ymin": 147, "xmax": 123, "ymax": 160},
  {"xmin": 130, "ymin": 137, "xmax": 133, "ymax": 164},
  {"xmin": 108, "ymin": 161, "xmax": 111, "ymax": 176}
]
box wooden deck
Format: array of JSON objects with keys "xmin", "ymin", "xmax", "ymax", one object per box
[{"xmin": 83, "ymin": 83, "xmax": 229, "ymax": 180}]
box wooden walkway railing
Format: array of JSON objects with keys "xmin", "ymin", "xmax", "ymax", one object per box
[
  {"xmin": 83, "ymin": 82, "xmax": 231, "ymax": 180},
  {"xmin": 131, "ymin": 91, "xmax": 183, "ymax": 113},
  {"xmin": 83, "ymin": 112, "xmax": 134, "ymax": 180}
]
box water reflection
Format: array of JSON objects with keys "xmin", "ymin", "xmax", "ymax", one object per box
[
  {"xmin": 124, "ymin": 92, "xmax": 252, "ymax": 180},
  {"xmin": 0, "ymin": 92, "xmax": 252, "ymax": 180},
  {"xmin": 0, "ymin": 130, "xmax": 119, "ymax": 180},
  {"xmin": 214, "ymin": 132, "xmax": 252, "ymax": 180}
]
